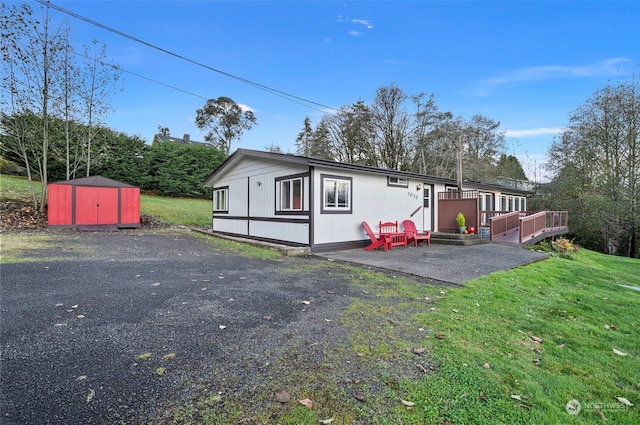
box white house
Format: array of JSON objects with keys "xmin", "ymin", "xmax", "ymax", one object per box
[{"xmin": 202, "ymin": 149, "xmax": 531, "ymax": 252}]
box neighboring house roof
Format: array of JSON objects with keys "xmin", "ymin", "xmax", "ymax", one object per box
[
  {"xmin": 203, "ymin": 148, "xmax": 534, "ymax": 196},
  {"xmin": 152, "ymin": 133, "xmax": 210, "ymax": 147}
]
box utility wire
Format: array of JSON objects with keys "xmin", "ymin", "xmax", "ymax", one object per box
[{"xmin": 37, "ymin": 0, "xmax": 339, "ymax": 113}]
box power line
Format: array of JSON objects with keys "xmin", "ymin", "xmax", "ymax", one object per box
[
  {"xmin": 37, "ymin": 0, "xmax": 338, "ymax": 113},
  {"xmin": 70, "ymin": 49, "xmax": 209, "ymax": 101}
]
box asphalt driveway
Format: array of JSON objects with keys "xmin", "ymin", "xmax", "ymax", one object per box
[{"xmin": 1, "ymin": 229, "xmax": 359, "ymax": 424}]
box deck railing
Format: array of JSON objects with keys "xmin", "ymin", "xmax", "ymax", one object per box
[
  {"xmin": 487, "ymin": 210, "xmax": 569, "ymax": 243},
  {"xmin": 519, "ymin": 210, "xmax": 568, "ymax": 243},
  {"xmin": 489, "ymin": 211, "xmax": 522, "ymax": 240}
]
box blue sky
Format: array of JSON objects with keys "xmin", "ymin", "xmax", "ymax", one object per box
[{"xmin": 41, "ymin": 1, "xmax": 640, "ymax": 180}]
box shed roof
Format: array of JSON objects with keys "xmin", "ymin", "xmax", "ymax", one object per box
[{"xmin": 50, "ymin": 175, "xmax": 137, "ymax": 188}]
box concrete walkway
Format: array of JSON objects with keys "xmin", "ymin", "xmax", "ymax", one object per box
[{"xmin": 316, "ymin": 242, "xmax": 550, "ymax": 285}]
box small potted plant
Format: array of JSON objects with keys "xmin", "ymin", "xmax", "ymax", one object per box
[{"xmin": 456, "ymin": 212, "xmax": 466, "ymax": 234}]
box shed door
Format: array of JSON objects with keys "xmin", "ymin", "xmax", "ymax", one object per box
[
  {"xmin": 48, "ymin": 184, "xmax": 73, "ymax": 225},
  {"xmin": 75, "ymin": 187, "xmax": 119, "ymax": 225},
  {"xmin": 120, "ymin": 187, "xmax": 140, "ymax": 225}
]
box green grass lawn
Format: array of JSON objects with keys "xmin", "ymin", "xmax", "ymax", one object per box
[{"xmin": 0, "ymin": 174, "xmax": 211, "ymax": 226}]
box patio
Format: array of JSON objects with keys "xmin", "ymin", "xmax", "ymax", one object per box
[{"xmin": 316, "ymin": 242, "xmax": 550, "ymax": 285}]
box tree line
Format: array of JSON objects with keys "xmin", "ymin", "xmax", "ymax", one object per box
[
  {"xmin": 294, "ymin": 85, "xmax": 527, "ymax": 183},
  {"xmin": 538, "ymin": 80, "xmax": 640, "ymax": 258},
  {"xmin": 0, "ymin": 115, "xmax": 226, "ymax": 199}
]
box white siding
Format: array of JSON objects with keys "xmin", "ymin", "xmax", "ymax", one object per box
[
  {"xmin": 213, "ymin": 217, "xmax": 248, "ymax": 234},
  {"xmin": 211, "ymin": 157, "xmax": 310, "ymax": 243},
  {"xmin": 250, "ymin": 221, "xmax": 309, "ymax": 244},
  {"xmin": 312, "ymin": 168, "xmax": 430, "ymax": 245}
]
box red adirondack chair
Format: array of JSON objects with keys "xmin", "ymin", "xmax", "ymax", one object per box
[
  {"xmin": 362, "ymin": 221, "xmax": 392, "ymax": 251},
  {"xmin": 379, "ymin": 220, "xmax": 407, "ymax": 247},
  {"xmin": 402, "ymin": 219, "xmax": 431, "ymax": 246}
]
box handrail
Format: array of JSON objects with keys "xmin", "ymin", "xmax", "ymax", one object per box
[
  {"xmin": 519, "ymin": 210, "xmax": 568, "ymax": 243},
  {"xmin": 489, "ymin": 211, "xmax": 521, "ymax": 240},
  {"xmin": 487, "ymin": 210, "xmax": 569, "ymax": 243}
]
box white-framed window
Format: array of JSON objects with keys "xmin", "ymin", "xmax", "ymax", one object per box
[
  {"xmin": 479, "ymin": 193, "xmax": 493, "ymax": 211},
  {"xmin": 213, "ymin": 187, "xmax": 228, "ymax": 212},
  {"xmin": 279, "ymin": 177, "xmax": 303, "ymax": 211},
  {"xmin": 387, "ymin": 176, "xmax": 408, "ymax": 187},
  {"xmin": 321, "ymin": 174, "xmax": 352, "ymax": 213},
  {"xmin": 500, "ymin": 194, "xmax": 526, "ymax": 212}
]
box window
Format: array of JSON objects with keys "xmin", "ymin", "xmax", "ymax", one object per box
[
  {"xmin": 500, "ymin": 194, "xmax": 526, "ymax": 212},
  {"xmin": 322, "ymin": 175, "xmax": 352, "ymax": 213},
  {"xmin": 213, "ymin": 187, "xmax": 228, "ymax": 212},
  {"xmin": 387, "ymin": 176, "xmax": 408, "ymax": 187},
  {"xmin": 279, "ymin": 177, "xmax": 302, "ymax": 211},
  {"xmin": 479, "ymin": 193, "xmax": 492, "ymax": 211}
]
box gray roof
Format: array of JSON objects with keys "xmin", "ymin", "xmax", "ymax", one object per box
[
  {"xmin": 153, "ymin": 134, "xmax": 209, "ymax": 147},
  {"xmin": 203, "ymin": 149, "xmax": 534, "ymax": 195},
  {"xmin": 51, "ymin": 175, "xmax": 137, "ymax": 188}
]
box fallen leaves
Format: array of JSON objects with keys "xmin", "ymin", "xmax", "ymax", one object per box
[
  {"xmin": 86, "ymin": 389, "xmax": 95, "ymax": 403},
  {"xmin": 413, "ymin": 347, "xmax": 425, "ymax": 355},
  {"xmin": 275, "ymin": 389, "xmax": 291, "ymax": 403},
  {"xmin": 353, "ymin": 390, "xmax": 365, "ymax": 401},
  {"xmin": 530, "ymin": 336, "xmax": 543, "ymax": 344},
  {"xmin": 401, "ymin": 399, "xmax": 415, "ymax": 410},
  {"xmin": 319, "ymin": 418, "xmax": 334, "ymax": 424},
  {"xmin": 137, "ymin": 352, "xmax": 152, "ymax": 360},
  {"xmin": 162, "ymin": 353, "xmax": 176, "ymax": 360},
  {"xmin": 0, "ymin": 200, "xmax": 47, "ymax": 230},
  {"xmin": 298, "ymin": 398, "xmax": 313, "ymax": 408},
  {"xmin": 482, "ymin": 362, "xmax": 491, "ymax": 369},
  {"xmin": 612, "ymin": 348, "xmax": 628, "ymax": 356},
  {"xmin": 616, "ymin": 397, "xmax": 633, "ymax": 406}
]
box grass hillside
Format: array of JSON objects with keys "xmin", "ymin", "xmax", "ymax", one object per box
[{"xmin": 0, "ymin": 174, "xmax": 211, "ymax": 226}]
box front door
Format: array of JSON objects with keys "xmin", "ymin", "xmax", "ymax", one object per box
[{"xmin": 422, "ymin": 184, "xmax": 432, "ymax": 231}]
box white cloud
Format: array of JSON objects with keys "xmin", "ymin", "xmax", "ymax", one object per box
[
  {"xmin": 337, "ymin": 15, "xmax": 374, "ymax": 36},
  {"xmin": 239, "ymin": 103, "xmax": 254, "ymax": 112},
  {"xmin": 487, "ymin": 58, "xmax": 632, "ymax": 85},
  {"xmin": 352, "ymin": 18, "xmax": 374, "ymax": 29},
  {"xmin": 505, "ymin": 127, "xmax": 564, "ymax": 137}
]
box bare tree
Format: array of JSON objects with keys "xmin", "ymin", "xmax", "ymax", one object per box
[
  {"xmin": 460, "ymin": 115, "xmax": 506, "ymax": 182},
  {"xmin": 370, "ymin": 83, "xmax": 412, "ymax": 170},
  {"xmin": 1, "ymin": 2, "xmax": 66, "ymax": 210},
  {"xmin": 324, "ymin": 100, "xmax": 376, "ymax": 165},
  {"xmin": 77, "ymin": 41, "xmax": 121, "ymax": 176}
]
